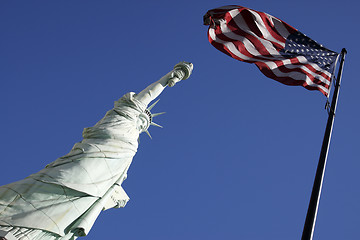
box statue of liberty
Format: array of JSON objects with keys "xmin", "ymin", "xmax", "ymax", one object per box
[{"xmin": 0, "ymin": 62, "xmax": 193, "ymax": 240}]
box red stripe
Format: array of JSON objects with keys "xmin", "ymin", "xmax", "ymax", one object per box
[
  {"xmin": 254, "ymin": 10, "xmax": 287, "ymax": 44},
  {"xmin": 256, "ymin": 62, "xmax": 329, "ymax": 96},
  {"xmin": 210, "ymin": 22, "xmax": 273, "ymax": 63},
  {"xmin": 276, "ymin": 64, "xmax": 329, "ymax": 88},
  {"xmin": 290, "ymin": 57, "xmax": 331, "ymax": 82},
  {"xmin": 241, "ymin": 9, "xmax": 264, "ymax": 39},
  {"xmin": 225, "ymin": 12, "xmax": 273, "ymax": 58},
  {"xmin": 245, "ymin": 10, "xmax": 286, "ymax": 52},
  {"xmin": 211, "ymin": 32, "xmax": 273, "ymax": 63},
  {"xmin": 211, "ymin": 27, "xmax": 332, "ymax": 86},
  {"xmin": 228, "ymin": 9, "xmax": 286, "ymax": 57},
  {"xmin": 212, "ymin": 23, "xmax": 331, "ymax": 87},
  {"xmin": 205, "ymin": 5, "xmax": 335, "ymax": 96},
  {"xmin": 208, "ymin": 30, "xmax": 257, "ymax": 63},
  {"xmin": 273, "ymin": 59, "xmax": 330, "ymax": 88},
  {"xmin": 255, "ymin": 61, "xmax": 329, "ymax": 95},
  {"xmin": 301, "ymin": 63, "xmax": 331, "ymax": 82},
  {"xmin": 211, "ymin": 6, "xmax": 287, "ymax": 55},
  {"xmin": 208, "ymin": 32, "xmax": 235, "ymax": 59}
]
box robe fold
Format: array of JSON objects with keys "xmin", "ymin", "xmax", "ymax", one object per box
[{"xmin": 0, "ymin": 92, "xmax": 146, "ymax": 239}]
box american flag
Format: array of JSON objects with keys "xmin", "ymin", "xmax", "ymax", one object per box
[{"xmin": 204, "ymin": 5, "xmax": 339, "ymax": 96}]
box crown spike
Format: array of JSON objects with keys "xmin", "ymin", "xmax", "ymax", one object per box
[
  {"xmin": 147, "ymin": 99, "xmax": 160, "ymax": 111},
  {"xmin": 150, "ymin": 122, "xmax": 163, "ymax": 128},
  {"xmin": 144, "ymin": 129, "xmax": 152, "ymax": 139},
  {"xmin": 152, "ymin": 112, "xmax": 166, "ymax": 117}
]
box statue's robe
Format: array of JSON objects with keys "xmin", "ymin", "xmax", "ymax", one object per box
[{"xmin": 0, "ymin": 93, "xmax": 146, "ymax": 240}]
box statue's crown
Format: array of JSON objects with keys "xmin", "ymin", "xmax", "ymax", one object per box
[{"xmin": 139, "ymin": 99, "xmax": 165, "ymax": 139}]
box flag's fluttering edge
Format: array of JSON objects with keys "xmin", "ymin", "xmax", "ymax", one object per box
[{"xmin": 204, "ymin": 5, "xmax": 339, "ymax": 96}]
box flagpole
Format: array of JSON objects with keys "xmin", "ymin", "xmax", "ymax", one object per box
[{"xmin": 301, "ymin": 48, "xmax": 347, "ymax": 240}]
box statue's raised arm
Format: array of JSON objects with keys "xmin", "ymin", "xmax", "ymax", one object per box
[
  {"xmin": 135, "ymin": 61, "xmax": 193, "ymax": 105},
  {"xmin": 0, "ymin": 62, "xmax": 193, "ymax": 240}
]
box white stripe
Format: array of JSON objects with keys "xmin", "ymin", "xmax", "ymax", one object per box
[
  {"xmin": 228, "ymin": 9, "xmax": 285, "ymax": 55},
  {"xmin": 209, "ymin": 28, "xmax": 330, "ymax": 90},
  {"xmin": 217, "ymin": 19, "xmax": 332, "ymax": 83},
  {"xmin": 218, "ymin": 11, "xmax": 284, "ymax": 61},
  {"xmin": 280, "ymin": 58, "xmax": 331, "ymax": 85},
  {"xmin": 209, "ymin": 28, "xmax": 255, "ymax": 61},
  {"xmin": 219, "ymin": 20, "xmax": 275, "ymax": 60},
  {"xmin": 297, "ymin": 56, "xmax": 332, "ymax": 79},
  {"xmin": 265, "ymin": 13, "xmax": 292, "ymax": 39},
  {"xmin": 259, "ymin": 13, "xmax": 332, "ymax": 80},
  {"xmin": 248, "ymin": 9, "xmax": 286, "ymax": 47},
  {"xmin": 264, "ymin": 61, "xmax": 329, "ymax": 93}
]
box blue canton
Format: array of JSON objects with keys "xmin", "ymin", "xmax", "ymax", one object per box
[{"xmin": 281, "ymin": 31, "xmax": 339, "ymax": 73}]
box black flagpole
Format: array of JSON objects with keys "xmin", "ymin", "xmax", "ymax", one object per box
[{"xmin": 301, "ymin": 48, "xmax": 347, "ymax": 240}]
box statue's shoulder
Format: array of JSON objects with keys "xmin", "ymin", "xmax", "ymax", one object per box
[{"xmin": 114, "ymin": 92, "xmax": 146, "ymax": 112}]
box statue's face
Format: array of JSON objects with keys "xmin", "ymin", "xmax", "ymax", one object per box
[{"xmin": 137, "ymin": 113, "xmax": 150, "ymax": 132}]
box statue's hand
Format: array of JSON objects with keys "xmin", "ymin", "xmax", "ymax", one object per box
[
  {"xmin": 167, "ymin": 61, "xmax": 193, "ymax": 87},
  {"xmin": 134, "ymin": 61, "xmax": 194, "ymax": 106}
]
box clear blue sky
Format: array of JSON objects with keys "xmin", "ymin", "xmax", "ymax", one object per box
[{"xmin": 1, "ymin": 1, "xmax": 358, "ymax": 239}]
